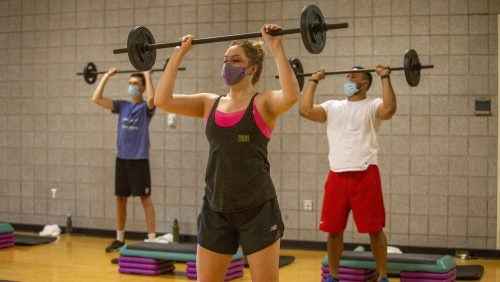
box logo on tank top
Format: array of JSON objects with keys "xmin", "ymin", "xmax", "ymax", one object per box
[{"xmin": 238, "ymin": 134, "xmax": 250, "ymax": 143}]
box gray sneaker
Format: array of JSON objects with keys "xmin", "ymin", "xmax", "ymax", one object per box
[
  {"xmin": 326, "ymin": 275, "xmax": 339, "ymax": 282},
  {"xmin": 105, "ymin": 240, "xmax": 124, "ymax": 253}
]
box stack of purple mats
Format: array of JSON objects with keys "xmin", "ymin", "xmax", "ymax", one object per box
[
  {"xmin": 399, "ymin": 268, "xmax": 457, "ymax": 282},
  {"xmin": 118, "ymin": 256, "xmax": 175, "ymax": 275},
  {"xmin": 321, "ymin": 265, "xmax": 458, "ymax": 282},
  {"xmin": 186, "ymin": 259, "xmax": 244, "ymax": 281},
  {"xmin": 321, "ymin": 266, "xmax": 377, "ymax": 282},
  {"xmin": 0, "ymin": 223, "xmax": 15, "ymax": 249}
]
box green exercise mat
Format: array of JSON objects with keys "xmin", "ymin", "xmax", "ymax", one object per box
[
  {"xmin": 322, "ymin": 251, "xmax": 456, "ymax": 273},
  {"xmin": 120, "ymin": 243, "xmax": 244, "ymax": 262},
  {"xmin": 0, "ymin": 223, "xmax": 14, "ymax": 234}
]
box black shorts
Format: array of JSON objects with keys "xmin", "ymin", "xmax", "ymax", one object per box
[
  {"xmin": 115, "ymin": 158, "xmax": 151, "ymax": 197},
  {"xmin": 197, "ymin": 197, "xmax": 284, "ymax": 256}
]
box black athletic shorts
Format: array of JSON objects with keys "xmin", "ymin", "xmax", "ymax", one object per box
[
  {"xmin": 197, "ymin": 197, "xmax": 284, "ymax": 255},
  {"xmin": 115, "ymin": 158, "xmax": 151, "ymax": 197}
]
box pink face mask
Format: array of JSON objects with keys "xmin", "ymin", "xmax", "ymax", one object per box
[{"xmin": 221, "ymin": 63, "xmax": 249, "ymax": 85}]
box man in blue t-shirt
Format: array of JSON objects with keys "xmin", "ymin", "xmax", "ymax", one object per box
[{"xmin": 92, "ymin": 68, "xmax": 157, "ymax": 252}]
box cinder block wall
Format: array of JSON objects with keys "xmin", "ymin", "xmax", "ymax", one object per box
[{"xmin": 0, "ymin": 0, "xmax": 498, "ymax": 249}]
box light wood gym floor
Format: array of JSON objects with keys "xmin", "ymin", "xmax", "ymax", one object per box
[{"xmin": 0, "ymin": 233, "xmax": 499, "ymax": 281}]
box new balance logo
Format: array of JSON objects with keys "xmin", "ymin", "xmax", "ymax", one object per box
[
  {"xmin": 270, "ymin": 225, "xmax": 278, "ymax": 232},
  {"xmin": 238, "ymin": 134, "xmax": 250, "ymax": 143}
]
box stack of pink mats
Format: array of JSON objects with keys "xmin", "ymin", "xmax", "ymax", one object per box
[
  {"xmin": 0, "ymin": 223, "xmax": 15, "ymax": 249},
  {"xmin": 118, "ymin": 256, "xmax": 175, "ymax": 275},
  {"xmin": 186, "ymin": 259, "xmax": 244, "ymax": 280}
]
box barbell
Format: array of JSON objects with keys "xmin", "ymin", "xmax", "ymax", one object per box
[
  {"xmin": 76, "ymin": 62, "xmax": 186, "ymax": 84},
  {"xmin": 280, "ymin": 49, "xmax": 434, "ymax": 90},
  {"xmin": 112, "ymin": 4, "xmax": 348, "ymax": 71}
]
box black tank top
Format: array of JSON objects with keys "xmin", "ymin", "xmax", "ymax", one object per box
[{"xmin": 204, "ymin": 94, "xmax": 276, "ymax": 212}]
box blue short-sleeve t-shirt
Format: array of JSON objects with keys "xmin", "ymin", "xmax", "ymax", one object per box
[{"xmin": 112, "ymin": 100, "xmax": 155, "ymax": 159}]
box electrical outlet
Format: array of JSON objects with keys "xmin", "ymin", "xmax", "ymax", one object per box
[
  {"xmin": 50, "ymin": 188, "xmax": 57, "ymax": 199},
  {"xmin": 167, "ymin": 113, "xmax": 177, "ymax": 128},
  {"xmin": 303, "ymin": 200, "xmax": 313, "ymax": 211}
]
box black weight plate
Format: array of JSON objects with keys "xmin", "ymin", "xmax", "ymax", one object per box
[
  {"xmin": 289, "ymin": 58, "xmax": 304, "ymax": 91},
  {"xmin": 404, "ymin": 49, "xmax": 421, "ymax": 87},
  {"xmin": 300, "ymin": 5, "xmax": 326, "ymax": 54},
  {"xmin": 83, "ymin": 62, "xmax": 98, "ymax": 84},
  {"xmin": 127, "ymin": 26, "xmax": 156, "ymax": 71}
]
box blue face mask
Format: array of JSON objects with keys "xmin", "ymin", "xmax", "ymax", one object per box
[
  {"xmin": 128, "ymin": 85, "xmax": 141, "ymax": 98},
  {"xmin": 221, "ymin": 63, "xmax": 249, "ymax": 85},
  {"xmin": 343, "ymin": 80, "xmax": 360, "ymax": 97}
]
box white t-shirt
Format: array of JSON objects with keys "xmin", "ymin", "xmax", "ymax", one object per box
[{"xmin": 320, "ymin": 98, "xmax": 383, "ymax": 172}]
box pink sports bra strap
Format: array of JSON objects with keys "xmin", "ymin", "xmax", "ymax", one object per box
[{"xmin": 204, "ymin": 102, "xmax": 271, "ymax": 138}]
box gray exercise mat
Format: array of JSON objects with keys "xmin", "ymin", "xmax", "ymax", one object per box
[
  {"xmin": 126, "ymin": 242, "xmax": 198, "ymax": 254},
  {"xmin": 243, "ymin": 255, "xmax": 295, "ymax": 268},
  {"xmin": 14, "ymin": 234, "xmax": 57, "ymax": 246},
  {"xmin": 342, "ymin": 250, "xmax": 445, "ymax": 264},
  {"xmin": 456, "ymin": 265, "xmax": 484, "ymax": 280}
]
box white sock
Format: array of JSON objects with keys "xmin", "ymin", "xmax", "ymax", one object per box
[
  {"xmin": 117, "ymin": 230, "xmax": 125, "ymax": 242},
  {"xmin": 147, "ymin": 233, "xmax": 156, "ymax": 241}
]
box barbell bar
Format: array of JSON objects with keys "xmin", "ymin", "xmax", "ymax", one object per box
[
  {"xmin": 112, "ymin": 4, "xmax": 348, "ymax": 71},
  {"xmin": 76, "ymin": 62, "xmax": 186, "ymax": 84},
  {"xmin": 279, "ymin": 49, "xmax": 434, "ymax": 90}
]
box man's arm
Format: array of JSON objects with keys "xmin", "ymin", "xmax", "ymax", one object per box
[
  {"xmin": 144, "ymin": 70, "xmax": 155, "ymax": 110},
  {"xmin": 91, "ymin": 68, "xmax": 115, "ymax": 111},
  {"xmin": 298, "ymin": 69, "xmax": 327, "ymax": 123},
  {"xmin": 375, "ymin": 65, "xmax": 397, "ymax": 120}
]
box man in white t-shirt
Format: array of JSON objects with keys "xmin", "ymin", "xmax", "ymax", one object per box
[{"xmin": 299, "ymin": 65, "xmax": 396, "ymax": 282}]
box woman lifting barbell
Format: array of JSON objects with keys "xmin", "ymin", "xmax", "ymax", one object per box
[{"xmin": 154, "ymin": 23, "xmax": 300, "ymax": 282}]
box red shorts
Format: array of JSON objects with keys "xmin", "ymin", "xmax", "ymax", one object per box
[{"xmin": 319, "ymin": 165, "xmax": 385, "ymax": 234}]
